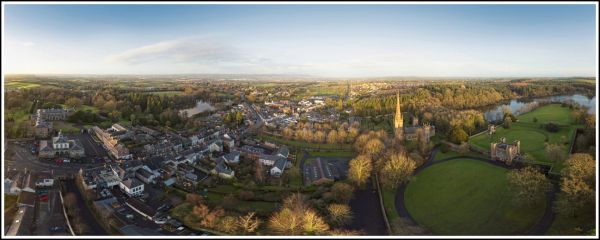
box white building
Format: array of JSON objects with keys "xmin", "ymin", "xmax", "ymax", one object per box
[{"xmin": 119, "ymin": 178, "xmax": 144, "ymax": 197}]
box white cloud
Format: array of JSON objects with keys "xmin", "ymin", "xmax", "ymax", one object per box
[
  {"xmin": 106, "ymin": 37, "xmax": 242, "ymax": 65},
  {"xmin": 21, "ymin": 41, "xmax": 34, "ymax": 47}
]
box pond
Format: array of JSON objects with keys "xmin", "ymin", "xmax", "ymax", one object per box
[
  {"xmin": 179, "ymin": 101, "xmax": 215, "ymax": 116},
  {"xmin": 482, "ymin": 94, "xmax": 596, "ymax": 122}
]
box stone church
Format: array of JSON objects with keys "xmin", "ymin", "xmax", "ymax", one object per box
[{"xmin": 394, "ymin": 91, "xmax": 435, "ymax": 142}]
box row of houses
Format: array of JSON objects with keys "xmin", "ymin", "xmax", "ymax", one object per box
[{"xmin": 91, "ymin": 124, "xmax": 132, "ymax": 160}]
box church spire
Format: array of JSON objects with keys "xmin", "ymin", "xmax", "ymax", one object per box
[{"xmin": 394, "ymin": 91, "xmax": 403, "ymax": 129}]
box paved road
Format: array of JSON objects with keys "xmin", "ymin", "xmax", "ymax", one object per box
[
  {"xmin": 348, "ymin": 178, "xmax": 388, "ymax": 235},
  {"xmin": 6, "ymin": 143, "xmax": 107, "ymax": 176},
  {"xmin": 35, "ymin": 188, "xmax": 69, "ymax": 236},
  {"xmin": 394, "ymin": 145, "xmax": 559, "ymax": 235}
]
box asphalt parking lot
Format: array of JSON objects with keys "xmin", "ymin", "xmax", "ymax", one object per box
[{"xmin": 35, "ymin": 187, "xmax": 70, "ymax": 236}]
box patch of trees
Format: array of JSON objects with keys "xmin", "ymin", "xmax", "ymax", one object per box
[
  {"xmin": 552, "ymin": 153, "xmax": 595, "ymax": 234},
  {"xmin": 545, "ymin": 122, "xmax": 560, "ymax": 132},
  {"xmin": 507, "ymin": 166, "xmax": 552, "ymax": 206},
  {"xmin": 67, "ymin": 110, "xmax": 103, "ymax": 124}
]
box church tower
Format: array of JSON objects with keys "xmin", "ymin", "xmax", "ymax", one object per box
[{"xmin": 394, "ymin": 91, "xmax": 404, "ymax": 139}]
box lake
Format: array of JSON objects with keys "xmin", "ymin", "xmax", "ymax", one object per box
[
  {"xmin": 482, "ymin": 94, "xmax": 596, "ymax": 122},
  {"xmin": 179, "ymin": 101, "xmax": 215, "ymax": 116}
]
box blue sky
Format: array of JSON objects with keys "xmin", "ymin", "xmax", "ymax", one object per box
[{"xmin": 3, "ymin": 4, "xmax": 597, "ymax": 77}]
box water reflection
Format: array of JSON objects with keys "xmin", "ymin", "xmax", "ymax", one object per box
[{"xmin": 482, "ymin": 94, "xmax": 596, "ymax": 122}]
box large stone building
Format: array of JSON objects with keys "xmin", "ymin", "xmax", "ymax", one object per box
[
  {"xmin": 394, "ymin": 91, "xmax": 435, "ymax": 142},
  {"xmin": 38, "ymin": 131, "xmax": 85, "ymax": 159},
  {"xmin": 30, "ymin": 108, "xmax": 74, "ymax": 138},
  {"xmin": 490, "ymin": 137, "xmax": 521, "ymax": 165},
  {"xmin": 35, "ymin": 108, "xmax": 74, "ymax": 121}
]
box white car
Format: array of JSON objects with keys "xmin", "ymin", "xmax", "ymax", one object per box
[{"xmin": 154, "ymin": 218, "xmax": 168, "ymax": 224}]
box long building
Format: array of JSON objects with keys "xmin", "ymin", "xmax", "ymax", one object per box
[{"xmin": 91, "ymin": 124, "xmax": 131, "ymax": 160}]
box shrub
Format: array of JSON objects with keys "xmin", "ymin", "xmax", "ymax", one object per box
[
  {"xmin": 545, "ymin": 122, "xmax": 559, "ymax": 133},
  {"xmin": 533, "ymin": 117, "xmax": 538, "ymax": 123},
  {"xmin": 440, "ymin": 143, "xmax": 451, "ymax": 153}
]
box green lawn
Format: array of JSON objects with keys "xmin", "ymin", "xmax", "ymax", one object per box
[
  {"xmin": 381, "ymin": 187, "xmax": 399, "ymax": 223},
  {"xmin": 469, "ymin": 104, "xmax": 580, "ymax": 172},
  {"xmin": 258, "ymin": 134, "xmax": 352, "ymax": 150},
  {"xmin": 433, "ymin": 150, "xmax": 486, "ymax": 162},
  {"xmin": 404, "ymin": 159, "xmax": 546, "ymax": 235},
  {"xmin": 77, "ymin": 105, "xmax": 99, "ymax": 113},
  {"xmin": 54, "ymin": 121, "xmax": 80, "ymax": 133},
  {"xmin": 517, "ymin": 104, "xmax": 574, "ymax": 125}
]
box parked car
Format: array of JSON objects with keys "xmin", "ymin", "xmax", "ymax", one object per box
[
  {"xmin": 39, "ymin": 195, "xmax": 49, "ymax": 201},
  {"xmin": 63, "ymin": 159, "xmax": 71, "ymax": 163},
  {"xmin": 154, "ymin": 217, "xmax": 168, "ymax": 225}
]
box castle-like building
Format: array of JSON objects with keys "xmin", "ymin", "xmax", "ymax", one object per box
[
  {"xmin": 490, "ymin": 137, "xmax": 520, "ymax": 165},
  {"xmin": 394, "ymin": 91, "xmax": 435, "ymax": 142}
]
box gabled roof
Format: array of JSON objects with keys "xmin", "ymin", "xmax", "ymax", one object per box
[
  {"xmin": 69, "ymin": 140, "xmax": 84, "ymax": 151},
  {"xmin": 222, "ymin": 151, "xmax": 240, "ymax": 162},
  {"xmin": 39, "ymin": 140, "xmax": 53, "ymax": 152},
  {"xmin": 276, "ymin": 146, "xmax": 289, "ymax": 158},
  {"xmin": 273, "ymin": 158, "xmax": 287, "ymax": 171},
  {"xmin": 136, "ymin": 168, "xmax": 153, "ymax": 178},
  {"xmin": 53, "ymin": 132, "xmax": 69, "ymax": 144},
  {"xmin": 215, "ymin": 162, "xmax": 234, "ymax": 175},
  {"xmin": 121, "ymin": 178, "xmax": 143, "ymax": 189}
]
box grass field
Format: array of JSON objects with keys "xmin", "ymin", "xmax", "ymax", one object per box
[
  {"xmin": 517, "ymin": 104, "xmax": 574, "ymax": 125},
  {"xmin": 469, "ymin": 104, "xmax": 580, "ymax": 172},
  {"xmin": 404, "ymin": 159, "xmax": 545, "ymax": 235},
  {"xmin": 5, "ymin": 81, "xmax": 41, "ymax": 89},
  {"xmin": 381, "ymin": 187, "xmax": 399, "ymax": 223}
]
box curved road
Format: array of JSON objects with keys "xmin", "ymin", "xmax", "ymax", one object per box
[{"xmin": 394, "ymin": 146, "xmax": 559, "ymax": 235}]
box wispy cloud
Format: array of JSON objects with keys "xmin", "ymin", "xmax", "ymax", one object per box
[
  {"xmin": 22, "ymin": 41, "xmax": 34, "ymax": 47},
  {"xmin": 106, "ymin": 37, "xmax": 242, "ymax": 65}
]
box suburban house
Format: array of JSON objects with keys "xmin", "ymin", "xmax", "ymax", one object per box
[
  {"xmin": 119, "ymin": 178, "xmax": 144, "ymax": 197},
  {"xmin": 135, "ymin": 167, "xmax": 156, "ymax": 184},
  {"xmin": 211, "ymin": 159, "xmax": 235, "ymax": 179},
  {"xmin": 221, "ymin": 151, "xmax": 240, "ymax": 164},
  {"xmin": 80, "ymin": 166, "xmax": 121, "ymax": 190},
  {"xmin": 269, "ymin": 158, "xmax": 288, "ymax": 177}
]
